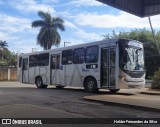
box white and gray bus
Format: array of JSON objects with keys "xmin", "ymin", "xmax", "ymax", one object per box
[{"xmin": 17, "ymin": 38, "xmax": 145, "ymax": 93}]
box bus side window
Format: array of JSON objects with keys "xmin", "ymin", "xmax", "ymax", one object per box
[
  {"xmin": 38, "ymin": 53, "xmax": 49, "ymax": 66},
  {"xmin": 29, "ymin": 55, "xmax": 38, "ymax": 67},
  {"xmin": 62, "ymin": 50, "xmax": 73, "ymax": 65},
  {"xmin": 73, "ymin": 48, "xmax": 85, "ymax": 64},
  {"xmin": 85, "ymin": 46, "xmax": 98, "ymax": 63}
]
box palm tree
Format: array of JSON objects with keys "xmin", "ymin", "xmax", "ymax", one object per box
[
  {"xmin": 0, "ymin": 41, "xmax": 8, "ymax": 49},
  {"xmin": 31, "ymin": 11, "xmax": 65, "ymax": 50},
  {"xmin": 0, "ymin": 40, "xmax": 8, "ymax": 60}
]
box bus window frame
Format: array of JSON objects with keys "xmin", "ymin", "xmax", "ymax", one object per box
[
  {"xmin": 62, "ymin": 49, "xmax": 73, "ymax": 65},
  {"xmin": 73, "ymin": 48, "xmax": 85, "ymax": 64},
  {"xmin": 85, "ymin": 45, "xmax": 99, "ymax": 63},
  {"xmin": 38, "ymin": 53, "xmax": 49, "ymax": 66},
  {"xmin": 29, "ymin": 54, "xmax": 38, "ymax": 67}
]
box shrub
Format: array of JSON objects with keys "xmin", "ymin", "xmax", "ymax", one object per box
[{"xmin": 151, "ymin": 68, "xmax": 160, "ymax": 89}]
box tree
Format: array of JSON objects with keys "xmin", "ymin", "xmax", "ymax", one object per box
[
  {"xmin": 0, "ymin": 50, "xmax": 17, "ymax": 67},
  {"xmin": 3, "ymin": 50, "xmax": 18, "ymax": 67},
  {"xmin": 0, "ymin": 40, "xmax": 8, "ymax": 60},
  {"xmin": 152, "ymin": 68, "xmax": 160, "ymax": 89},
  {"xmin": 0, "ymin": 41, "xmax": 8, "ymax": 49},
  {"xmin": 102, "ymin": 28, "xmax": 160, "ymax": 57},
  {"xmin": 32, "ymin": 11, "xmax": 65, "ymax": 50}
]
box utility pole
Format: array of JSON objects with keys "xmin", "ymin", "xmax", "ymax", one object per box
[
  {"xmin": 148, "ymin": 16, "xmax": 160, "ymax": 55},
  {"xmin": 32, "ymin": 48, "xmax": 37, "ymax": 53},
  {"xmin": 64, "ymin": 42, "xmax": 71, "ymax": 47}
]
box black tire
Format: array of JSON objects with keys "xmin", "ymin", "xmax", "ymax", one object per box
[
  {"xmin": 109, "ymin": 89, "xmax": 120, "ymax": 93},
  {"xmin": 84, "ymin": 77, "xmax": 98, "ymax": 93},
  {"xmin": 36, "ymin": 77, "xmax": 48, "ymax": 88},
  {"xmin": 56, "ymin": 86, "xmax": 64, "ymax": 89},
  {"xmin": 42, "ymin": 85, "xmax": 48, "ymax": 88}
]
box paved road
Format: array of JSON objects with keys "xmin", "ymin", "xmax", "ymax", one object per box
[{"xmin": 0, "ymin": 82, "xmax": 160, "ymax": 127}]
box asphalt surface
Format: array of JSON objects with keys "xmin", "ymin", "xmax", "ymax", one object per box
[{"xmin": 0, "ymin": 82, "xmax": 160, "ymax": 127}]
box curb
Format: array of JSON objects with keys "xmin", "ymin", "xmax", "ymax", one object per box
[
  {"xmin": 83, "ymin": 97, "xmax": 160, "ymax": 113},
  {"xmin": 140, "ymin": 91, "xmax": 160, "ymax": 96}
]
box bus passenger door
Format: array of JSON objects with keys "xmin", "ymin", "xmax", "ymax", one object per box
[
  {"xmin": 50, "ymin": 54, "xmax": 61, "ymax": 85},
  {"xmin": 22, "ymin": 58, "xmax": 29, "ymax": 83},
  {"xmin": 101, "ymin": 47, "xmax": 116, "ymax": 88}
]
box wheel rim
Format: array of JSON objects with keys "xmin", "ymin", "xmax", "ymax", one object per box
[
  {"xmin": 88, "ymin": 81, "xmax": 94, "ymax": 90},
  {"xmin": 85, "ymin": 78, "xmax": 98, "ymax": 93},
  {"xmin": 37, "ymin": 78, "xmax": 42, "ymax": 87}
]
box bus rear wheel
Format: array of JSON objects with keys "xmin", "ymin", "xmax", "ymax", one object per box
[
  {"xmin": 109, "ymin": 89, "xmax": 120, "ymax": 93},
  {"xmin": 36, "ymin": 77, "xmax": 48, "ymax": 88},
  {"xmin": 84, "ymin": 77, "xmax": 98, "ymax": 93}
]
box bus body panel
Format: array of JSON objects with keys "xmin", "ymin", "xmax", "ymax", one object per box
[
  {"xmin": 17, "ymin": 38, "xmax": 145, "ymax": 91},
  {"xmin": 39, "ymin": 66, "xmax": 50, "ymax": 85},
  {"xmin": 69, "ymin": 64, "xmax": 85, "ymax": 87},
  {"xmin": 28, "ymin": 66, "xmax": 37, "ymax": 84}
]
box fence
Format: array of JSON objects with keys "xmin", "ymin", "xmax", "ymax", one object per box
[{"xmin": 0, "ymin": 68, "xmax": 17, "ymax": 81}]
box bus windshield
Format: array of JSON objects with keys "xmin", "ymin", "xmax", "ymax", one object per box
[{"xmin": 119, "ymin": 40, "xmax": 145, "ymax": 71}]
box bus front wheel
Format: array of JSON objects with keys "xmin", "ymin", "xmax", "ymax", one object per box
[
  {"xmin": 36, "ymin": 77, "xmax": 48, "ymax": 88},
  {"xmin": 84, "ymin": 77, "xmax": 98, "ymax": 93}
]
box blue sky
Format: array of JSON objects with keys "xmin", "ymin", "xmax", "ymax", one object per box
[{"xmin": 0, "ymin": 0, "xmax": 160, "ymax": 53}]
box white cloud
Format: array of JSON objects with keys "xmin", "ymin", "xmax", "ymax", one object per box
[
  {"xmin": 64, "ymin": 20, "xmax": 79, "ymax": 29},
  {"xmin": 12, "ymin": 44, "xmax": 41, "ymax": 54},
  {"xmin": 65, "ymin": 0, "xmax": 104, "ymax": 7},
  {"xmin": 11, "ymin": 0, "xmax": 55, "ymax": 14},
  {"xmin": 0, "ymin": 13, "xmax": 39, "ymax": 53},
  {"xmin": 41, "ymin": 0, "xmax": 58, "ymax": 4},
  {"xmin": 58, "ymin": 11, "xmax": 75, "ymax": 19},
  {"xmin": 0, "ymin": 14, "xmax": 31, "ymax": 33},
  {"xmin": 75, "ymin": 29, "xmax": 102, "ymax": 41},
  {"xmin": 63, "ymin": 19, "xmax": 102, "ymax": 42},
  {"xmin": 0, "ymin": 32, "xmax": 10, "ymax": 40},
  {"xmin": 73, "ymin": 12, "xmax": 160, "ymax": 29},
  {"xmin": 0, "ymin": 28, "xmax": 23, "ymax": 43}
]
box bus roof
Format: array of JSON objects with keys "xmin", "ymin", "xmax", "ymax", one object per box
[{"xmin": 18, "ymin": 38, "xmax": 141, "ymax": 57}]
